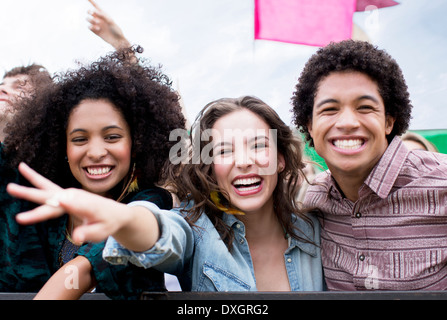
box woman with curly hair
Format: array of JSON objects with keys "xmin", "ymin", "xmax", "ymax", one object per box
[
  {"xmin": 4, "ymin": 47, "xmax": 186, "ymax": 299},
  {"xmin": 291, "ymin": 40, "xmax": 447, "ymax": 291},
  {"xmin": 11, "ymin": 96, "xmax": 324, "ymax": 292}
]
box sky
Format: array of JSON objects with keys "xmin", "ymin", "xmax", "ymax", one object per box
[{"xmin": 1, "ymin": 0, "xmax": 446, "ymax": 129}]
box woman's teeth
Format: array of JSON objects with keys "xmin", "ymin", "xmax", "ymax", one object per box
[
  {"xmin": 233, "ymin": 177, "xmax": 262, "ymax": 191},
  {"xmin": 86, "ymin": 167, "xmax": 112, "ymax": 175},
  {"xmin": 236, "ymin": 185, "xmax": 260, "ymax": 192}
]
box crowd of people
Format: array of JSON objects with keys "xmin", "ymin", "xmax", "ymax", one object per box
[{"xmin": 1, "ymin": 1, "xmax": 446, "ymax": 299}]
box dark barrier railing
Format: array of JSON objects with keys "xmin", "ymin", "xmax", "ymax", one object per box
[
  {"xmin": 0, "ymin": 292, "xmax": 110, "ymax": 300},
  {"xmin": 141, "ymin": 291, "xmax": 447, "ymax": 300},
  {"xmin": 2, "ymin": 291, "xmax": 447, "ymax": 300}
]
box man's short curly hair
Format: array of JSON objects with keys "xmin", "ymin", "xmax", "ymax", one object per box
[
  {"xmin": 5, "ymin": 47, "xmax": 186, "ymax": 194},
  {"xmin": 291, "ymin": 40, "xmax": 412, "ymax": 147}
]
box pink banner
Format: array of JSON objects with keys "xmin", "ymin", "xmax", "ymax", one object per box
[
  {"xmin": 356, "ymin": 0, "xmax": 399, "ymax": 11},
  {"xmin": 254, "ymin": 0, "xmax": 357, "ymax": 47}
]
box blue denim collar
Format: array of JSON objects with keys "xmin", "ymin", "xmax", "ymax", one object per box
[{"xmin": 223, "ymin": 213, "xmax": 317, "ymax": 257}]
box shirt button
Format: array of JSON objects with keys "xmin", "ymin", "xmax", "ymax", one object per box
[
  {"xmin": 287, "ymin": 258, "xmax": 292, "ymax": 263},
  {"xmin": 355, "ymin": 212, "xmax": 362, "ymax": 218},
  {"xmin": 236, "ymin": 224, "xmax": 241, "ymax": 229},
  {"xmin": 359, "ymin": 254, "xmax": 365, "ymax": 261},
  {"xmin": 116, "ymin": 257, "xmax": 123, "ymax": 264},
  {"xmin": 112, "ymin": 249, "xmax": 118, "ymax": 256}
]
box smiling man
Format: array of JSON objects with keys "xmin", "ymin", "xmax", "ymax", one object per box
[{"xmin": 292, "ymin": 40, "xmax": 447, "ymax": 291}]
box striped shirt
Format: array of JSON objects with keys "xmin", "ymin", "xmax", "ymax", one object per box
[{"xmin": 304, "ymin": 136, "xmax": 447, "ymax": 291}]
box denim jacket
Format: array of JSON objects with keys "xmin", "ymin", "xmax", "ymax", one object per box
[{"xmin": 103, "ymin": 201, "xmax": 324, "ymax": 292}]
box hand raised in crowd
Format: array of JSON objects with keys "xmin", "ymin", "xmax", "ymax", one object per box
[{"xmin": 87, "ymin": 0, "xmax": 131, "ymax": 50}]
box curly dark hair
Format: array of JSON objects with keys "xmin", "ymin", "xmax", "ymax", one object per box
[
  {"xmin": 167, "ymin": 96, "xmax": 314, "ymax": 251},
  {"xmin": 4, "ymin": 47, "xmax": 186, "ymax": 197},
  {"xmin": 291, "ymin": 40, "xmax": 412, "ymax": 147}
]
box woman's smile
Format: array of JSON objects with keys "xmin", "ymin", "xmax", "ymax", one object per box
[
  {"xmin": 84, "ymin": 165, "xmax": 114, "ymax": 179},
  {"xmin": 232, "ymin": 174, "xmax": 264, "ymax": 196}
]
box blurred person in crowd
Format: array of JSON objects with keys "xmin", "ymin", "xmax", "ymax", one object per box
[
  {"xmin": 401, "ymin": 131, "xmax": 439, "ymax": 152},
  {"xmin": 0, "ymin": 64, "xmax": 52, "ymax": 141}
]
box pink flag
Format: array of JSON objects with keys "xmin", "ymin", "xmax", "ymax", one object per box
[
  {"xmin": 356, "ymin": 0, "xmax": 399, "ymax": 11},
  {"xmin": 254, "ymin": 0, "xmax": 357, "ymax": 47}
]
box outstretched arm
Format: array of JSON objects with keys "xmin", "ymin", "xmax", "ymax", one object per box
[
  {"xmin": 87, "ymin": 0, "xmax": 131, "ymax": 50},
  {"xmin": 7, "ymin": 162, "xmax": 159, "ymax": 252}
]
